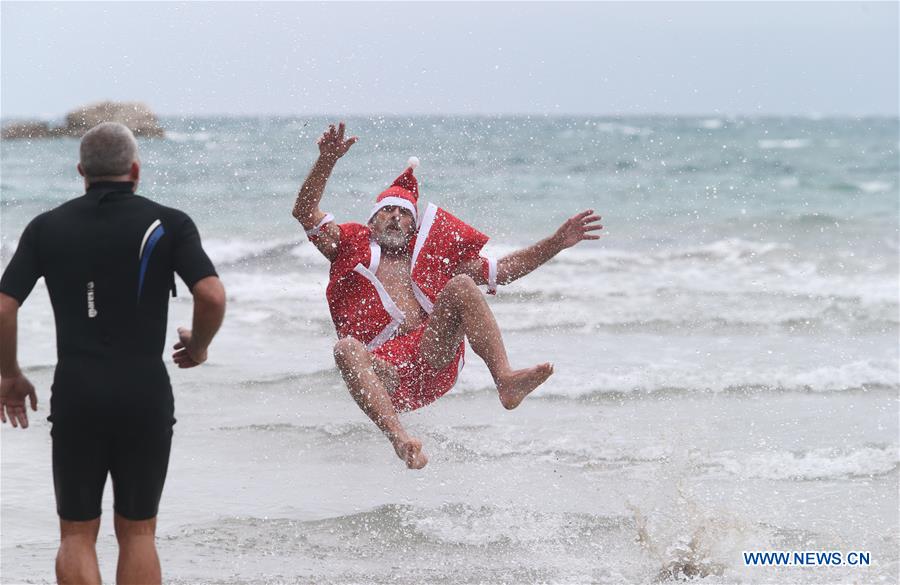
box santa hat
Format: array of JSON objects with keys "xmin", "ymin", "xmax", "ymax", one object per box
[{"xmin": 368, "ymin": 157, "xmax": 420, "ymax": 223}]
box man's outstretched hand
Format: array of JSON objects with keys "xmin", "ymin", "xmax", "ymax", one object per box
[
  {"xmin": 317, "ymin": 122, "xmax": 358, "ymax": 162},
  {"xmin": 0, "ymin": 374, "xmax": 37, "ymax": 428},
  {"xmin": 552, "ymin": 210, "xmax": 603, "ymax": 249},
  {"xmin": 172, "ymin": 327, "xmax": 208, "ymax": 369}
]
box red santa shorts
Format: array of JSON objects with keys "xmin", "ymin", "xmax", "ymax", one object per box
[{"xmin": 372, "ymin": 322, "xmax": 465, "ymax": 412}]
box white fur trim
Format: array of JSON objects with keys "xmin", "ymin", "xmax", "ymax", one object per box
[
  {"xmin": 411, "ymin": 203, "xmax": 437, "ymax": 267},
  {"xmin": 368, "ymin": 197, "xmax": 418, "ymax": 223},
  {"xmin": 368, "ymin": 240, "xmax": 381, "ymax": 274},
  {"xmin": 486, "ymin": 256, "xmax": 498, "ymax": 294},
  {"xmin": 353, "ymin": 263, "xmax": 405, "ymax": 323},
  {"xmin": 407, "ymin": 156, "xmax": 419, "ymax": 169},
  {"xmin": 411, "ymin": 283, "xmax": 434, "ymax": 315},
  {"xmin": 410, "ymin": 203, "xmax": 438, "ymax": 314},
  {"xmin": 352, "ymin": 261, "xmax": 405, "ymax": 350},
  {"xmin": 366, "ymin": 319, "xmax": 402, "ymax": 351},
  {"xmin": 304, "ymin": 213, "xmax": 334, "ymax": 237}
]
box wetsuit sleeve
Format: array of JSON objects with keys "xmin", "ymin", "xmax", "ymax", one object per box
[
  {"xmin": 0, "ymin": 218, "xmax": 43, "ymax": 305},
  {"xmin": 172, "ymin": 215, "xmax": 218, "ymax": 290}
]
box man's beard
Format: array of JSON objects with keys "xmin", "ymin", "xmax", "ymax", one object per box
[{"xmin": 374, "ymin": 228, "xmax": 410, "ymax": 252}]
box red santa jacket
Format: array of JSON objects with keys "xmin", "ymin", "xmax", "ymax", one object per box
[{"xmin": 311, "ymin": 203, "xmax": 497, "ymax": 350}]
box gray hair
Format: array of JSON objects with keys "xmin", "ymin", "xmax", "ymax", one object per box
[{"xmin": 79, "ymin": 122, "xmax": 139, "ymax": 178}]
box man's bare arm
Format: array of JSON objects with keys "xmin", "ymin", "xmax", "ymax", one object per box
[
  {"xmin": 457, "ymin": 210, "xmax": 603, "ymax": 286},
  {"xmin": 291, "ymin": 122, "xmax": 357, "ymax": 262},
  {"xmin": 0, "ymin": 292, "xmax": 37, "ymax": 428},
  {"xmin": 172, "ymin": 276, "xmax": 226, "ymax": 369}
]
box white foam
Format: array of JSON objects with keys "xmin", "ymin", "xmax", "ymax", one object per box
[
  {"xmin": 758, "ymin": 138, "xmax": 810, "ymax": 150},
  {"xmin": 206, "ymin": 233, "xmax": 898, "ymax": 332},
  {"xmin": 856, "ymin": 181, "xmax": 893, "ymax": 194},
  {"xmin": 407, "ymin": 505, "xmax": 581, "ymax": 547},
  {"xmin": 518, "ymin": 359, "xmax": 900, "ymax": 398},
  {"xmin": 715, "ymin": 445, "xmax": 899, "ymax": 480},
  {"xmin": 222, "ymin": 271, "xmax": 328, "ymax": 304},
  {"xmin": 166, "ymin": 131, "xmax": 212, "ymax": 142},
  {"xmin": 785, "ymin": 360, "xmax": 900, "ymax": 390},
  {"xmin": 594, "ymin": 122, "xmax": 652, "ymax": 136},
  {"xmin": 203, "ymin": 238, "xmax": 326, "ymax": 266}
]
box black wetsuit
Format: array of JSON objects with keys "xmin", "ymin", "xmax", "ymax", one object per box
[{"xmin": 0, "ymin": 181, "xmax": 217, "ymax": 521}]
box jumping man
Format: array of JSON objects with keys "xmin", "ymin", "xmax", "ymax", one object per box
[{"xmin": 292, "ymin": 122, "xmax": 601, "ymax": 469}]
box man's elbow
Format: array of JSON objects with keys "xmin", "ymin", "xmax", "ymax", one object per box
[
  {"xmin": 293, "ymin": 210, "xmax": 318, "ymax": 232},
  {"xmin": 191, "ymin": 277, "xmax": 226, "ymax": 312}
]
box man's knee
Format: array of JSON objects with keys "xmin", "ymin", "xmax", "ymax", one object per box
[
  {"xmin": 57, "ymin": 519, "xmax": 101, "ymax": 583},
  {"xmin": 333, "ymin": 337, "xmax": 366, "ymax": 366},
  {"xmin": 59, "ymin": 518, "xmax": 101, "ymax": 544},
  {"xmin": 114, "ymin": 514, "xmax": 157, "ymax": 543},
  {"xmin": 447, "ymin": 273, "xmax": 477, "ymax": 290},
  {"xmin": 443, "ymin": 274, "xmax": 479, "ymax": 302}
]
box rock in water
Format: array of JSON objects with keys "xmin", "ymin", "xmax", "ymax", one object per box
[
  {"xmin": 1, "ymin": 101, "xmax": 165, "ymax": 139},
  {"xmin": 1, "ymin": 121, "xmax": 55, "ymax": 139},
  {"xmin": 64, "ymin": 101, "xmax": 165, "ymax": 137}
]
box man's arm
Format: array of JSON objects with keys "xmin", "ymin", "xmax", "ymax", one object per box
[
  {"xmin": 457, "ymin": 210, "xmax": 603, "ymax": 287},
  {"xmin": 0, "ymin": 293, "xmax": 37, "ymax": 428},
  {"xmin": 291, "ymin": 122, "xmax": 357, "ymax": 262},
  {"xmin": 172, "ymin": 276, "xmax": 226, "ymax": 369}
]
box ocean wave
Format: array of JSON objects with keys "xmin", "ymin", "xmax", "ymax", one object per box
[
  {"xmin": 485, "ymin": 289, "xmax": 899, "ymax": 334},
  {"xmin": 161, "ymin": 501, "xmax": 812, "ymax": 584},
  {"xmin": 712, "ymin": 445, "xmax": 899, "ymax": 480},
  {"xmin": 426, "ymin": 424, "xmax": 673, "ymax": 468},
  {"xmin": 855, "ymin": 180, "xmax": 894, "ymax": 193},
  {"xmin": 758, "ymin": 138, "xmax": 810, "ymax": 150},
  {"xmin": 167, "ymin": 503, "xmax": 626, "ymax": 553},
  {"xmin": 160, "ymin": 504, "xmax": 652, "ymax": 584},
  {"xmin": 791, "ymin": 212, "xmax": 843, "ymax": 225},
  {"xmin": 448, "ymin": 359, "xmax": 900, "ymax": 400},
  {"xmin": 217, "ymin": 421, "xmax": 373, "ymax": 442},
  {"xmin": 487, "ymin": 237, "xmax": 800, "ymax": 271},
  {"xmin": 8, "ymin": 225, "xmax": 896, "ymax": 334},
  {"xmin": 203, "ymin": 237, "xmax": 325, "ymax": 266},
  {"xmin": 594, "ymin": 122, "xmax": 653, "ymax": 137},
  {"xmin": 165, "ymin": 130, "xmax": 212, "ymax": 143}
]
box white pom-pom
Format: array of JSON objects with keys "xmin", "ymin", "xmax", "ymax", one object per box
[{"xmin": 407, "ymin": 156, "xmax": 420, "ymax": 170}]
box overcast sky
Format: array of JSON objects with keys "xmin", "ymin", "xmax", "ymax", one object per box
[{"xmin": 1, "ymin": 1, "xmax": 897, "ymax": 118}]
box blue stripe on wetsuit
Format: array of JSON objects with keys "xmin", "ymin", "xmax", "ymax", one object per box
[{"xmin": 138, "ymin": 225, "xmax": 165, "ymax": 299}]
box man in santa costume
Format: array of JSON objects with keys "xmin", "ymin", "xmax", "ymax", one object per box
[{"xmin": 292, "ymin": 122, "xmax": 602, "ymax": 469}]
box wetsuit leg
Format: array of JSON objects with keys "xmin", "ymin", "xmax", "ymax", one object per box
[
  {"xmin": 109, "ymin": 425, "xmax": 173, "ymax": 521},
  {"xmin": 51, "ymin": 424, "xmax": 111, "ymax": 521}
]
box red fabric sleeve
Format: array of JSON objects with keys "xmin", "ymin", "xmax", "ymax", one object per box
[
  {"xmin": 426, "ymin": 208, "xmax": 489, "ymax": 270},
  {"xmin": 329, "ymin": 222, "xmax": 370, "ymax": 275}
]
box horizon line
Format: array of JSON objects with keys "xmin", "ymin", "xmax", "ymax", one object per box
[{"xmin": 2, "ymin": 111, "xmax": 898, "ymax": 122}]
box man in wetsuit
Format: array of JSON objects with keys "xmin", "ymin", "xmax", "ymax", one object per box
[
  {"xmin": 0, "ymin": 122, "xmax": 226, "ymax": 584},
  {"xmin": 292, "ymin": 122, "xmax": 601, "ymax": 469}
]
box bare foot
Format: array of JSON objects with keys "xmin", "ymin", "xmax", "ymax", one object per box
[
  {"xmin": 391, "ymin": 434, "xmax": 429, "ymax": 469},
  {"xmin": 497, "ymin": 363, "xmax": 554, "ymax": 410}
]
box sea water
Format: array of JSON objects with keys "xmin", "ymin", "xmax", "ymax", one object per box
[{"xmin": 1, "ymin": 116, "xmax": 897, "ymax": 583}]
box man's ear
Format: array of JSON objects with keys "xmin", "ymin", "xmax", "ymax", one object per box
[
  {"xmin": 77, "ymin": 163, "xmax": 85, "ymax": 177},
  {"xmin": 130, "ymin": 161, "xmax": 140, "ymax": 181}
]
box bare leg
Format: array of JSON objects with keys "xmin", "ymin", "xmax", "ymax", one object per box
[
  {"xmin": 333, "ymin": 337, "xmax": 428, "ymax": 469},
  {"xmin": 114, "ymin": 514, "xmax": 161, "ymax": 585},
  {"xmin": 420, "ymin": 274, "xmax": 553, "ymax": 409},
  {"xmin": 57, "ymin": 518, "xmax": 102, "ymax": 585}
]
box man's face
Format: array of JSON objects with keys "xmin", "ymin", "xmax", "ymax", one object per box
[{"xmin": 369, "ymin": 205, "xmax": 416, "ymax": 251}]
